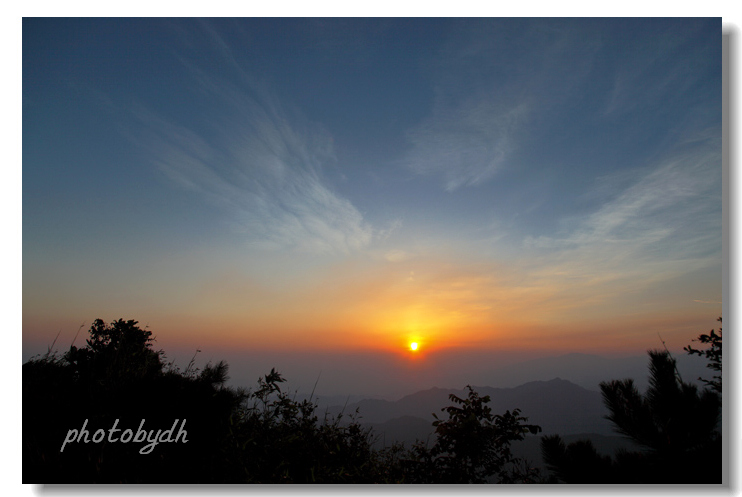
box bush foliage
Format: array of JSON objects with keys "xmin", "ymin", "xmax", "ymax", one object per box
[
  {"xmin": 26, "ymin": 317, "xmax": 721, "ymax": 483},
  {"xmin": 541, "ymin": 319, "xmax": 722, "ymax": 484},
  {"xmin": 23, "ymin": 318, "xmax": 542, "ymax": 483}
]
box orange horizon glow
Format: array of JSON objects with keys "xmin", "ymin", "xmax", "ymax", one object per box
[
  {"xmin": 22, "ymin": 249, "xmax": 721, "ymax": 360},
  {"xmin": 22, "ymin": 307, "xmax": 720, "ymax": 360},
  {"xmin": 22, "ymin": 228, "xmax": 722, "ymax": 360}
]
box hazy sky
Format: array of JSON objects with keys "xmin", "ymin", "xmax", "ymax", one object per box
[{"xmin": 23, "ymin": 18, "xmax": 722, "ymax": 395}]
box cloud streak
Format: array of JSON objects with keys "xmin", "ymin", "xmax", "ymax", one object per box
[
  {"xmin": 132, "ymin": 59, "xmax": 373, "ymax": 256},
  {"xmin": 603, "ymin": 20, "xmax": 718, "ymax": 119},
  {"xmin": 404, "ymin": 99, "xmax": 528, "ymax": 191},
  {"xmin": 519, "ymin": 132, "xmax": 721, "ymax": 308},
  {"xmin": 400, "ymin": 19, "xmax": 600, "ymax": 192}
]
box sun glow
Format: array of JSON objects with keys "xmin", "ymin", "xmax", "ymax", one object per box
[{"xmin": 409, "ymin": 342, "xmax": 419, "ymax": 351}]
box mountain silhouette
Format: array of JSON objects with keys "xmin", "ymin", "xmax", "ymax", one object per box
[
  {"xmin": 455, "ymin": 352, "xmax": 711, "ymax": 392},
  {"xmin": 328, "ymin": 378, "xmax": 611, "ymax": 436}
]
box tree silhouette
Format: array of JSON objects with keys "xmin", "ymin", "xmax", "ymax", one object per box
[
  {"xmin": 685, "ymin": 317, "xmax": 722, "ymax": 393},
  {"xmin": 541, "ymin": 436, "xmax": 614, "ymax": 483},
  {"xmin": 599, "ymin": 350, "xmax": 720, "ymax": 482},
  {"xmin": 64, "ymin": 318, "xmax": 164, "ymax": 384},
  {"xmin": 25, "ymin": 318, "xmax": 544, "ymax": 483},
  {"xmin": 24, "ymin": 318, "xmax": 245, "ymax": 483},
  {"xmin": 24, "ymin": 319, "xmax": 393, "ymax": 483},
  {"xmin": 397, "ymin": 386, "xmax": 542, "ymax": 483},
  {"xmin": 542, "ymin": 323, "xmax": 722, "ymax": 484},
  {"xmin": 223, "ymin": 368, "xmax": 382, "ymax": 483}
]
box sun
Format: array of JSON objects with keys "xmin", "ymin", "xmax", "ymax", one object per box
[{"xmin": 409, "ymin": 342, "xmax": 419, "ymax": 351}]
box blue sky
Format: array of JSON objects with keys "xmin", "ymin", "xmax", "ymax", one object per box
[{"xmin": 23, "ymin": 18, "xmax": 722, "ymax": 393}]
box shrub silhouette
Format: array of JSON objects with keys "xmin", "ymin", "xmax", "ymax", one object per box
[
  {"xmin": 685, "ymin": 317, "xmax": 722, "ymax": 394},
  {"xmin": 65, "ymin": 318, "xmax": 164, "ymax": 384},
  {"xmin": 390, "ymin": 386, "xmax": 542, "ymax": 483},
  {"xmin": 541, "ymin": 320, "xmax": 722, "ymax": 484},
  {"xmin": 23, "ymin": 319, "xmax": 397, "ymax": 482},
  {"xmin": 24, "ymin": 319, "xmax": 244, "ymax": 483},
  {"xmin": 24, "ymin": 318, "xmax": 543, "ymax": 483},
  {"xmin": 541, "ymin": 436, "xmax": 614, "ymax": 483},
  {"xmin": 222, "ymin": 368, "xmax": 384, "ymax": 483}
]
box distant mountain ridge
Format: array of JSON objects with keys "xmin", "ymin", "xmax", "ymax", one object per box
[
  {"xmin": 344, "ymin": 378, "xmax": 644, "ymax": 475},
  {"xmin": 224, "ymin": 349, "xmax": 711, "ymax": 401},
  {"xmin": 328, "ymin": 377, "xmax": 612, "ymax": 437},
  {"xmin": 446, "ymin": 352, "xmax": 710, "ymax": 392}
]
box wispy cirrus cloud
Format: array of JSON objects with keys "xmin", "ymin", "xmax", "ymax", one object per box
[
  {"xmin": 386, "ymin": 136, "xmax": 720, "ymax": 329},
  {"xmin": 404, "ymin": 98, "xmax": 529, "ymax": 191},
  {"xmin": 603, "ymin": 20, "xmax": 718, "ymax": 119},
  {"xmin": 131, "ymin": 64, "xmax": 373, "ymax": 256},
  {"xmin": 401, "ymin": 20, "xmax": 600, "ymax": 192},
  {"xmin": 522, "ymin": 132, "xmax": 721, "ymax": 296}
]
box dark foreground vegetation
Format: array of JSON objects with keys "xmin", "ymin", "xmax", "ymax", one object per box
[
  {"xmin": 542, "ymin": 318, "xmax": 723, "ymax": 484},
  {"xmin": 23, "ymin": 318, "xmax": 722, "ymax": 484}
]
